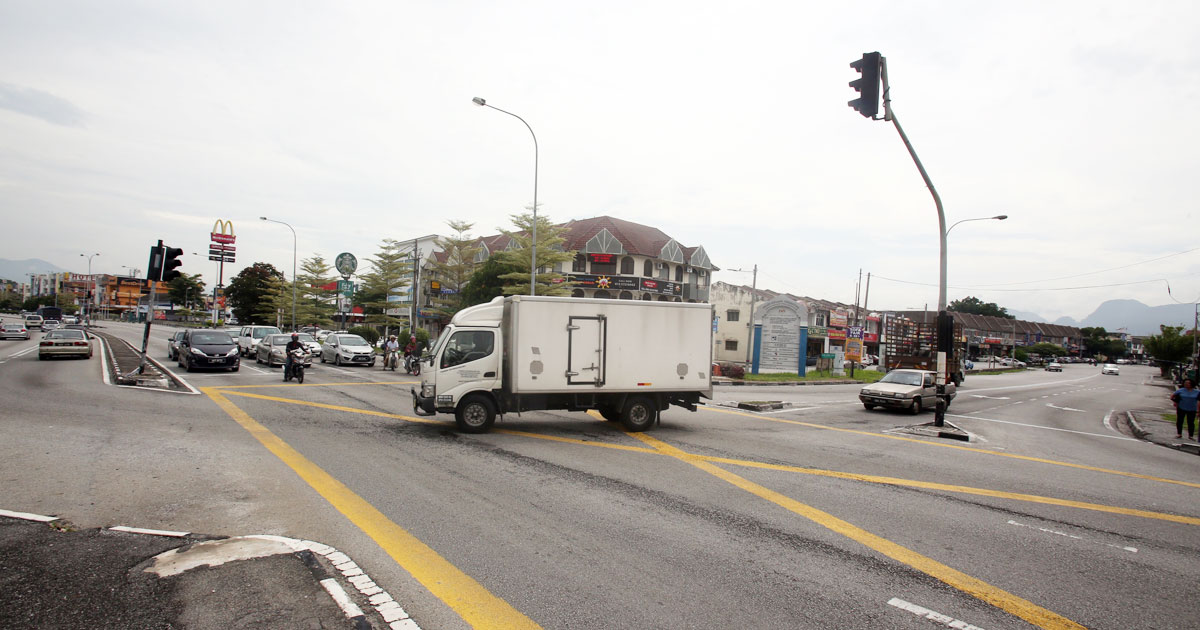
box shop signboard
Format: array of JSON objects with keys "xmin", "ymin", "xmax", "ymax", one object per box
[
  {"xmin": 830, "ymin": 310, "xmax": 849, "ymax": 328},
  {"xmin": 639, "ymin": 278, "xmax": 682, "ymax": 296},
  {"xmin": 845, "ymin": 338, "xmax": 863, "ymax": 362},
  {"xmin": 863, "ymin": 332, "xmax": 879, "ymax": 343},
  {"xmin": 571, "ymin": 274, "xmax": 640, "ymax": 291},
  {"xmin": 828, "ymin": 328, "xmax": 847, "ymax": 340},
  {"xmin": 808, "ymin": 326, "xmax": 828, "ymax": 337}
]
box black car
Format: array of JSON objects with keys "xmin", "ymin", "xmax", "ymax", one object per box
[
  {"xmin": 167, "ymin": 330, "xmax": 186, "ymax": 360},
  {"xmin": 176, "ymin": 329, "xmax": 240, "ymax": 372}
]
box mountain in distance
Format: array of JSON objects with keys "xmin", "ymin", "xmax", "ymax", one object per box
[
  {"xmin": 0, "ymin": 258, "xmax": 68, "ymax": 283},
  {"xmin": 999, "ymin": 301, "xmax": 1191, "ymax": 335}
]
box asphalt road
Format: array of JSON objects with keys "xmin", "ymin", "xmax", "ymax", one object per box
[{"xmin": 3, "ymin": 317, "xmax": 1197, "ymax": 630}]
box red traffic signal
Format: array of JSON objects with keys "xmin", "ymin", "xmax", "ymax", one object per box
[{"xmin": 849, "ymin": 52, "xmax": 881, "ymax": 118}]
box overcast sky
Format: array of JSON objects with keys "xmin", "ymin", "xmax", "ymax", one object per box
[{"xmin": 2, "ymin": 1, "xmax": 1197, "ymax": 321}]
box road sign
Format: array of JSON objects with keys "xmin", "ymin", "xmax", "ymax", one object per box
[
  {"xmin": 209, "ymin": 244, "xmax": 235, "ymax": 252},
  {"xmin": 337, "ymin": 280, "xmax": 354, "ymax": 297},
  {"xmin": 208, "ymin": 256, "xmax": 236, "ymax": 262},
  {"xmin": 335, "ymin": 252, "xmax": 357, "ymax": 277},
  {"xmin": 208, "ymin": 248, "xmax": 234, "ymax": 257}
]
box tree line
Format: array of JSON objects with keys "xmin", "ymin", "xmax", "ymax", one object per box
[{"xmin": 225, "ymin": 211, "xmax": 578, "ymax": 329}]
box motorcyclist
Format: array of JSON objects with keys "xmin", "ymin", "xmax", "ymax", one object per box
[
  {"xmin": 284, "ymin": 333, "xmax": 304, "ymax": 381},
  {"xmin": 384, "ymin": 335, "xmax": 400, "ymax": 369},
  {"xmin": 403, "ymin": 334, "xmax": 420, "ymax": 371}
]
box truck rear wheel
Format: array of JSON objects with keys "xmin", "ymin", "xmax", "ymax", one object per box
[
  {"xmin": 621, "ymin": 397, "xmax": 657, "ymax": 432},
  {"xmin": 456, "ymin": 395, "xmax": 496, "ymax": 433}
]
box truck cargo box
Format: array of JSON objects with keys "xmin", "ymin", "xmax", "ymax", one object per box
[{"xmin": 501, "ymin": 296, "xmax": 713, "ymax": 398}]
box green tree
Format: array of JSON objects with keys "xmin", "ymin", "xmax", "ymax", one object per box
[
  {"xmin": 255, "ymin": 274, "xmax": 290, "ymax": 327},
  {"xmin": 948, "ymin": 296, "xmax": 1013, "ymax": 319},
  {"xmin": 1145, "ymin": 325, "xmax": 1191, "ymax": 376},
  {"xmin": 1080, "ymin": 326, "xmax": 1127, "ymax": 359},
  {"xmin": 428, "ymin": 220, "xmax": 481, "ymax": 318},
  {"xmin": 461, "ymin": 256, "xmax": 522, "ymax": 307},
  {"xmin": 491, "ymin": 211, "xmax": 576, "ymax": 296},
  {"xmin": 226, "ymin": 262, "xmax": 283, "ymax": 325},
  {"xmin": 296, "ymin": 255, "xmax": 338, "ymax": 327},
  {"xmin": 356, "ymin": 239, "xmax": 413, "ymax": 334},
  {"xmin": 1027, "ymin": 342, "xmax": 1067, "ymax": 357},
  {"xmin": 166, "ymin": 273, "xmax": 206, "ymax": 310}
]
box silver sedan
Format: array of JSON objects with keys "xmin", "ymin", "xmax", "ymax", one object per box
[{"xmin": 256, "ymin": 334, "xmax": 312, "ymax": 368}]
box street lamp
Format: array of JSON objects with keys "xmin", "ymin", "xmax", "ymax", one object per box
[
  {"xmin": 946, "ymin": 214, "xmax": 1007, "ymax": 237},
  {"xmin": 80, "ymin": 253, "xmax": 99, "ymax": 319},
  {"xmin": 473, "ymin": 96, "xmax": 539, "ymax": 296},
  {"xmin": 260, "ymin": 216, "xmax": 297, "ymax": 331}
]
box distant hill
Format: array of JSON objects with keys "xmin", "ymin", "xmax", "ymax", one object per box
[
  {"xmin": 1000, "ymin": 300, "xmax": 1191, "ymax": 335},
  {"xmin": 0, "ymin": 258, "xmax": 67, "ymax": 283}
]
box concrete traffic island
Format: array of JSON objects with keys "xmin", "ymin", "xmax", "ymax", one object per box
[{"xmin": 89, "ymin": 327, "xmax": 182, "ymax": 390}]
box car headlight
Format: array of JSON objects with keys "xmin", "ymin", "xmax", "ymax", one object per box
[
  {"xmin": 191, "ymin": 348, "xmax": 206, "ymax": 356},
  {"xmin": 226, "ymin": 348, "xmax": 238, "ymax": 357}
]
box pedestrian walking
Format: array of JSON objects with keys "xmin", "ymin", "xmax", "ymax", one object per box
[{"xmin": 1170, "ymin": 378, "xmax": 1199, "ymax": 440}]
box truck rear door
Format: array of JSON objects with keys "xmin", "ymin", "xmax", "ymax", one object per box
[{"xmin": 566, "ymin": 315, "xmax": 606, "ymax": 386}]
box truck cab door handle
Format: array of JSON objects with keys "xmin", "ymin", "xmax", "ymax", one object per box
[{"xmin": 484, "ymin": 371, "xmax": 495, "ymax": 377}]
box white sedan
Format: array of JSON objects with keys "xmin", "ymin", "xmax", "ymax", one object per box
[{"xmin": 1101, "ymin": 363, "xmax": 1119, "ymax": 375}]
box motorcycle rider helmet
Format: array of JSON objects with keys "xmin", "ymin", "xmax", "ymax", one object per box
[
  {"xmin": 390, "ymin": 335, "xmax": 397, "ymax": 340},
  {"xmin": 291, "ymin": 333, "xmax": 299, "ymax": 340}
]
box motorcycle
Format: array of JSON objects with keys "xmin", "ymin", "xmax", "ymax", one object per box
[
  {"xmin": 384, "ymin": 349, "xmax": 400, "ymax": 371},
  {"xmin": 404, "ymin": 352, "xmax": 421, "ymax": 376},
  {"xmin": 285, "ymin": 348, "xmax": 308, "ymax": 384}
]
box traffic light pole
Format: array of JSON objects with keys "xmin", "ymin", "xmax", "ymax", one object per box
[
  {"xmin": 879, "ymin": 57, "xmax": 951, "ymax": 427},
  {"xmin": 135, "ymin": 241, "xmax": 165, "ymax": 376}
]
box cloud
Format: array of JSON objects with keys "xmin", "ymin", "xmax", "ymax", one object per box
[{"xmin": 0, "ymin": 82, "xmax": 86, "ymax": 127}]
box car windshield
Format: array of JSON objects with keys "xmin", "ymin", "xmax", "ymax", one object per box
[
  {"xmin": 45, "ymin": 330, "xmax": 85, "ymax": 340},
  {"xmin": 252, "ymin": 327, "xmax": 281, "ymax": 338},
  {"xmin": 296, "ymin": 334, "xmax": 316, "ymax": 342},
  {"xmin": 879, "ymin": 371, "xmax": 923, "ymax": 386},
  {"xmin": 192, "ymin": 332, "xmax": 234, "ymax": 344},
  {"xmin": 339, "ymin": 335, "xmax": 369, "ymax": 346}
]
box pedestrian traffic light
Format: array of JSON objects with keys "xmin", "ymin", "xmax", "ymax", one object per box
[
  {"xmin": 161, "ymin": 246, "xmax": 184, "ymax": 282},
  {"xmin": 848, "ymin": 52, "xmax": 881, "ymax": 118}
]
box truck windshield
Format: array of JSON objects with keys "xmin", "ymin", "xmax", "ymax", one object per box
[{"xmin": 440, "ymin": 330, "xmax": 495, "ymax": 369}]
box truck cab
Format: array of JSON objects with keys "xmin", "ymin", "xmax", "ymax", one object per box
[{"xmin": 413, "ymin": 300, "xmax": 504, "ymax": 430}]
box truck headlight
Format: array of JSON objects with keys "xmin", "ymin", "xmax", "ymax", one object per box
[{"xmin": 422, "ymin": 383, "xmax": 434, "ymax": 397}]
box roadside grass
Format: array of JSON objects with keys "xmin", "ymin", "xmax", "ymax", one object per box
[{"xmin": 742, "ymin": 369, "xmax": 885, "ymax": 384}]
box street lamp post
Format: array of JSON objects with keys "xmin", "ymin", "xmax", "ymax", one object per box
[
  {"xmin": 80, "ymin": 253, "xmax": 99, "ymax": 320},
  {"xmin": 473, "ymin": 97, "xmax": 539, "ymax": 296},
  {"xmin": 260, "ymin": 217, "xmax": 297, "ymax": 331}
]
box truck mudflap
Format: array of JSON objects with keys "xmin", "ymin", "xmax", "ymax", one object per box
[{"xmin": 411, "ymin": 387, "xmax": 436, "ymax": 416}]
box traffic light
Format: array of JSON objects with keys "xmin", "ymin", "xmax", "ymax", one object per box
[
  {"xmin": 147, "ymin": 242, "xmax": 165, "ymax": 281},
  {"xmin": 161, "ymin": 246, "xmax": 184, "ymax": 282},
  {"xmin": 848, "ymin": 52, "xmax": 881, "ymax": 118}
]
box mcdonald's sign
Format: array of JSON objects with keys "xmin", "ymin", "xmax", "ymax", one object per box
[{"xmin": 211, "ymin": 219, "xmax": 236, "ymax": 244}]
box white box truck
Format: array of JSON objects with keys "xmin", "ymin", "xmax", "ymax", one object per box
[{"xmin": 412, "ymin": 295, "xmax": 714, "ymax": 433}]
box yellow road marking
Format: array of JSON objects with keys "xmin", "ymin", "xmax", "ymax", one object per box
[
  {"xmin": 214, "ymin": 380, "xmax": 417, "ymax": 390},
  {"xmin": 704, "ymin": 406, "xmax": 1200, "ymax": 489},
  {"xmin": 201, "ymin": 387, "xmax": 540, "ymax": 630},
  {"xmin": 222, "ymin": 389, "xmax": 1200, "ymax": 526},
  {"xmin": 629, "ymin": 432, "xmax": 1086, "ymax": 630}
]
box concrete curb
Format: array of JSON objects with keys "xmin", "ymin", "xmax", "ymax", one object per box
[{"xmin": 0, "ymin": 508, "xmax": 418, "ymax": 629}]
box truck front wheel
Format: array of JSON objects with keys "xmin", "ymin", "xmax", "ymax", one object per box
[
  {"xmin": 621, "ymin": 397, "xmax": 658, "ymax": 432},
  {"xmin": 456, "ymin": 395, "xmax": 496, "ymax": 433}
]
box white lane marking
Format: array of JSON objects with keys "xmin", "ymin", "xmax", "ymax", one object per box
[
  {"xmin": 964, "ymin": 373, "xmax": 1100, "ymax": 393},
  {"xmin": 0, "ymin": 346, "xmax": 39, "ymax": 362},
  {"xmin": 887, "ymin": 597, "xmax": 986, "ymax": 629},
  {"xmin": 1007, "ymin": 520, "xmax": 1137, "ymax": 553},
  {"xmin": 1046, "ymin": 403, "xmax": 1084, "ymax": 412},
  {"xmin": 110, "ymin": 525, "xmax": 190, "ymax": 537},
  {"xmin": 320, "ymin": 578, "xmax": 366, "ymax": 619},
  {"xmin": 0, "ymin": 508, "xmax": 58, "ymax": 522},
  {"xmin": 1103, "ymin": 409, "xmax": 1116, "ymax": 434},
  {"xmin": 946, "ymin": 413, "xmax": 1136, "ymax": 441},
  {"xmin": 970, "ymin": 395, "xmax": 1010, "ymax": 400},
  {"xmin": 242, "ymin": 365, "xmax": 271, "ymax": 375}
]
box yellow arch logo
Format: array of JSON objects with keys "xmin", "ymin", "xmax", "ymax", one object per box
[{"xmin": 211, "ymin": 219, "xmax": 236, "ymax": 244}]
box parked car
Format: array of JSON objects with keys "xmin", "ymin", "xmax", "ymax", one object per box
[
  {"xmin": 256, "ymin": 334, "xmax": 313, "ymax": 368},
  {"xmin": 167, "ymin": 330, "xmax": 186, "ymax": 360},
  {"xmin": 236, "ymin": 325, "xmax": 283, "ymax": 357},
  {"xmin": 38, "ymin": 329, "xmax": 92, "ymax": 360},
  {"xmin": 178, "ymin": 329, "xmax": 240, "ymax": 372},
  {"xmin": 1101, "ymin": 363, "xmax": 1120, "ymax": 376},
  {"xmin": 320, "ymin": 333, "xmax": 376, "ymax": 366},
  {"xmin": 859, "ymin": 369, "xmax": 956, "ymax": 414},
  {"xmin": 1046, "ymin": 361, "xmax": 1063, "ymax": 372},
  {"xmin": 0, "ymin": 322, "xmax": 30, "ymax": 340}
]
